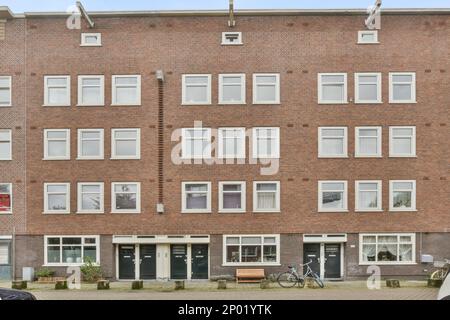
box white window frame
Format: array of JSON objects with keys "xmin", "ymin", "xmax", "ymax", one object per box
[
  {"xmin": 318, "ymin": 180, "xmax": 348, "ymax": 212},
  {"xmin": 0, "ymin": 76, "xmax": 12, "ymax": 107},
  {"xmin": 389, "ymin": 72, "xmax": 416, "ymax": 103},
  {"xmin": 252, "ymin": 73, "xmax": 280, "ymax": 104},
  {"xmin": 318, "ymin": 127, "xmax": 348, "ymax": 158},
  {"xmin": 77, "ymin": 129, "xmax": 104, "ymax": 160},
  {"xmin": 218, "ymin": 74, "xmax": 246, "ymax": 104},
  {"xmin": 359, "ymin": 233, "xmax": 416, "ymax": 265},
  {"xmin": 252, "ymin": 127, "xmax": 280, "ymax": 159},
  {"xmin": 355, "ymin": 73, "xmax": 382, "ymax": 104},
  {"xmin": 44, "ymin": 75, "xmax": 71, "ymax": 107},
  {"xmin": 181, "ymin": 182, "xmax": 212, "ymax": 213},
  {"xmin": 389, "ymin": 180, "xmax": 417, "ymax": 212},
  {"xmin": 389, "ymin": 126, "xmax": 416, "ymax": 157},
  {"xmin": 253, "ymin": 181, "xmax": 281, "ymax": 213},
  {"xmin": 43, "ymin": 183, "xmax": 70, "ymax": 214},
  {"xmin": 43, "ymin": 129, "xmax": 70, "ymax": 160},
  {"xmin": 77, "ymin": 182, "xmax": 104, "ymax": 214},
  {"xmin": 357, "ymin": 30, "xmax": 379, "ymax": 44},
  {"xmin": 44, "ymin": 235, "xmax": 100, "ymax": 266},
  {"xmin": 0, "ymin": 129, "xmax": 12, "ymax": 160},
  {"xmin": 355, "ymin": 180, "xmax": 382, "ymax": 212},
  {"xmin": 111, "ymin": 75, "xmax": 141, "ymax": 106},
  {"xmin": 111, "ymin": 182, "xmax": 141, "ymax": 214},
  {"xmin": 221, "ymin": 32, "xmax": 243, "ymax": 45},
  {"xmin": 77, "ymin": 75, "xmax": 105, "ymax": 106},
  {"xmin": 0, "ymin": 183, "xmax": 12, "ymax": 214},
  {"xmin": 222, "ymin": 234, "xmax": 281, "ymax": 266},
  {"xmin": 318, "ymin": 73, "xmax": 348, "ymax": 104},
  {"xmin": 181, "ymin": 74, "xmax": 212, "ymax": 105},
  {"xmin": 181, "ymin": 128, "xmax": 212, "ymax": 159},
  {"xmin": 217, "ymin": 127, "xmax": 246, "ymax": 159},
  {"xmin": 80, "ymin": 33, "xmax": 102, "ymax": 47},
  {"xmin": 355, "ymin": 126, "xmax": 382, "ymax": 158},
  {"xmin": 111, "ymin": 128, "xmax": 141, "ymax": 160},
  {"xmin": 219, "ymin": 181, "xmax": 246, "ymax": 213}
]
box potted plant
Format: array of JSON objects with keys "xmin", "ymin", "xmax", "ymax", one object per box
[
  {"xmin": 35, "ymin": 267, "xmax": 56, "ymax": 283},
  {"xmin": 80, "ymin": 257, "xmax": 103, "ymax": 283}
]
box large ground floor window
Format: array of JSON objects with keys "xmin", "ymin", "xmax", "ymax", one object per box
[
  {"xmin": 359, "ymin": 233, "xmax": 415, "ymax": 265},
  {"xmin": 45, "ymin": 236, "xmax": 100, "ymax": 265},
  {"xmin": 223, "ymin": 234, "xmax": 280, "ymax": 266}
]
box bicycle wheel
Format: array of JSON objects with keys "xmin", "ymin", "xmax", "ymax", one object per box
[
  {"xmin": 277, "ymin": 272, "xmax": 299, "ymax": 288},
  {"xmin": 312, "ymin": 273, "xmax": 324, "ymax": 288},
  {"xmin": 430, "ymin": 269, "xmax": 445, "ymax": 280},
  {"xmin": 297, "ymin": 276, "xmax": 306, "ymax": 288}
]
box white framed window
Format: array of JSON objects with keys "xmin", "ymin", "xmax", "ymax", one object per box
[
  {"xmin": 223, "ymin": 234, "xmax": 280, "ymax": 266},
  {"xmin": 355, "ymin": 126, "xmax": 382, "ymax": 157},
  {"xmin": 219, "ymin": 181, "xmax": 246, "ymax": 213},
  {"xmin": 77, "ymin": 129, "xmax": 104, "ymax": 160},
  {"xmin": 318, "ymin": 127, "xmax": 348, "ymax": 158},
  {"xmin": 389, "ymin": 126, "xmax": 416, "ymax": 157},
  {"xmin": 0, "ymin": 76, "xmax": 12, "ymax": 107},
  {"xmin": 44, "ymin": 129, "xmax": 70, "ymax": 160},
  {"xmin": 44, "ymin": 76, "xmax": 71, "ymax": 106},
  {"xmin": 111, "ymin": 182, "xmax": 140, "ymax": 213},
  {"xmin": 44, "ymin": 235, "xmax": 100, "ymax": 266},
  {"xmin": 44, "ymin": 183, "xmax": 70, "ymax": 214},
  {"xmin": 221, "ymin": 32, "xmax": 243, "ymax": 45},
  {"xmin": 0, "ymin": 242, "xmax": 10, "ymax": 265},
  {"xmin": 252, "ymin": 127, "xmax": 280, "ymax": 159},
  {"xmin": 253, "ymin": 181, "xmax": 280, "ymax": 213},
  {"xmin": 77, "ymin": 75, "xmax": 104, "ymax": 106},
  {"xmin": 0, "ymin": 129, "xmax": 12, "ymax": 160},
  {"xmin": 355, "ymin": 181, "xmax": 382, "ymax": 212},
  {"xmin": 253, "ymin": 73, "xmax": 280, "ymax": 104},
  {"xmin": 111, "ymin": 75, "xmax": 141, "ymax": 106},
  {"xmin": 389, "ymin": 180, "xmax": 416, "ymax": 211},
  {"xmin": 218, "ymin": 127, "xmax": 245, "ymax": 159},
  {"xmin": 357, "ymin": 30, "xmax": 379, "ymax": 44},
  {"xmin": 355, "ymin": 73, "xmax": 382, "ymax": 103},
  {"xmin": 389, "ymin": 72, "xmax": 416, "ymax": 103},
  {"xmin": 359, "ymin": 233, "xmax": 416, "ymax": 265},
  {"xmin": 182, "ymin": 182, "xmax": 211, "ymax": 213},
  {"xmin": 318, "ymin": 73, "xmax": 347, "ymax": 104},
  {"xmin": 181, "ymin": 128, "xmax": 211, "ymax": 159},
  {"xmin": 81, "ymin": 33, "xmax": 102, "ymax": 46},
  {"xmin": 77, "ymin": 182, "xmax": 104, "ymax": 214},
  {"xmin": 219, "ymin": 74, "xmax": 246, "ymax": 104},
  {"xmin": 318, "ymin": 181, "xmax": 348, "ymax": 212},
  {"xmin": 0, "ymin": 183, "xmax": 12, "ymax": 214},
  {"xmin": 111, "ymin": 128, "xmax": 140, "ymax": 159},
  {"xmin": 182, "ymin": 74, "xmax": 211, "ymax": 105}
]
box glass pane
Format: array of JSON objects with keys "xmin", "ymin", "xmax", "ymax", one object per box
[
  {"xmin": 256, "ymin": 85, "xmax": 276, "ymax": 102},
  {"xmin": 186, "ymin": 86, "xmax": 207, "ymax": 103},
  {"xmin": 393, "ymin": 182, "xmax": 413, "ymax": 190},
  {"xmin": 257, "ymin": 138, "xmax": 270, "ymax": 156},
  {"xmin": 48, "ymin": 87, "xmax": 68, "ymax": 104},
  {"xmin": 242, "ymin": 237, "xmax": 262, "ymax": 245},
  {"xmin": 0, "ymin": 78, "xmax": 10, "ymax": 87},
  {"xmin": 47, "ymin": 131, "xmax": 66, "ymax": 139},
  {"xmin": 185, "ymin": 76, "xmax": 208, "ymax": 84},
  {"xmin": 378, "ymin": 236, "xmax": 397, "ymax": 243},
  {"xmin": 257, "ymin": 192, "xmax": 276, "ymax": 210},
  {"xmin": 223, "ymin": 184, "xmax": 241, "ymax": 192},
  {"xmin": 81, "ymin": 185, "xmax": 100, "ymax": 193},
  {"xmin": 115, "ymin": 193, "xmax": 137, "ymax": 210},
  {"xmin": 82, "ymin": 193, "xmax": 101, "ymax": 210},
  {"xmin": 0, "ymin": 184, "xmax": 10, "ymax": 193},
  {"xmin": 393, "ymin": 191, "xmax": 412, "ymax": 208},
  {"xmin": 359, "ymin": 129, "xmax": 378, "ymax": 137},
  {"xmin": 47, "ymin": 184, "xmax": 67, "ymax": 193},
  {"xmin": 0, "ymin": 141, "xmax": 10, "ymax": 157},
  {"xmin": 226, "ymin": 237, "xmax": 239, "ymax": 245},
  {"xmin": 322, "ymin": 129, "xmax": 344, "ymax": 137},
  {"xmin": 185, "ymin": 184, "xmax": 207, "ymax": 192},
  {"xmin": 84, "ymin": 36, "xmax": 98, "ymax": 44},
  {"xmin": 393, "ymin": 128, "xmax": 413, "ymax": 136},
  {"xmin": 377, "ymin": 244, "xmax": 397, "ymax": 262},
  {"xmin": 0, "ymin": 88, "xmax": 10, "ymax": 104},
  {"xmin": 62, "ymin": 238, "xmax": 82, "ymax": 245},
  {"xmin": 115, "ymin": 140, "xmax": 137, "ymax": 156},
  {"xmin": 223, "ymin": 76, "xmax": 241, "ymax": 84},
  {"xmin": 222, "ymin": 85, "xmax": 242, "ymax": 102},
  {"xmin": 362, "ymin": 244, "xmax": 376, "ymax": 262},
  {"xmin": 263, "ymin": 245, "xmax": 277, "ymax": 262},
  {"xmin": 359, "ymin": 137, "xmax": 378, "ymax": 154},
  {"xmin": 393, "ymin": 84, "xmax": 411, "ymax": 100},
  {"xmin": 322, "ymin": 138, "xmax": 344, "ymax": 155},
  {"xmin": 47, "ymin": 78, "xmax": 67, "ymax": 86},
  {"xmin": 399, "ymin": 244, "xmax": 412, "ymax": 262},
  {"xmin": 223, "ymin": 138, "xmax": 238, "ymax": 156},
  {"xmin": 82, "ymin": 86, "xmax": 101, "ymax": 104},
  {"xmin": 0, "ymin": 194, "xmax": 11, "ymax": 211},
  {"xmin": 400, "ymin": 236, "xmax": 412, "ymax": 242},
  {"xmin": 361, "ymin": 33, "xmax": 375, "ymax": 41},
  {"xmin": 115, "ymin": 130, "xmax": 137, "ymax": 139},
  {"xmin": 359, "ymin": 191, "xmax": 378, "ymax": 209},
  {"xmin": 322, "ymin": 75, "xmax": 344, "ymax": 83},
  {"xmin": 359, "ymin": 75, "xmax": 377, "ymax": 83},
  {"xmin": 81, "ymin": 131, "xmax": 100, "ymax": 139},
  {"xmin": 359, "ymin": 183, "xmax": 378, "ymax": 191},
  {"xmin": 322, "ymin": 183, "xmax": 344, "ymax": 191},
  {"xmin": 114, "ymin": 184, "xmax": 137, "ymax": 193},
  {"xmin": 226, "ymin": 245, "xmax": 240, "ymax": 262},
  {"xmin": 223, "ymin": 192, "xmax": 242, "ymax": 209},
  {"xmin": 255, "ymin": 76, "xmax": 276, "ymax": 83},
  {"xmin": 48, "ymin": 141, "xmax": 66, "ymax": 156},
  {"xmin": 47, "ymin": 237, "xmax": 60, "ymax": 245},
  {"xmin": 47, "ymin": 246, "xmax": 60, "ymax": 263},
  {"xmin": 0, "ymin": 131, "xmax": 10, "ymax": 140},
  {"xmin": 362, "ymin": 236, "xmax": 376, "ymax": 243},
  {"xmin": 322, "ymin": 192, "xmax": 343, "ymax": 208},
  {"xmin": 84, "ymin": 238, "xmax": 97, "ymax": 244},
  {"xmin": 82, "ymin": 140, "xmax": 100, "ymax": 156},
  {"xmin": 62, "ymin": 246, "xmax": 82, "ymax": 263},
  {"xmin": 83, "ymin": 246, "xmax": 97, "ymax": 262},
  {"xmin": 82, "ymin": 78, "xmax": 100, "ymax": 86},
  {"xmin": 393, "ymin": 138, "xmax": 412, "ymax": 154},
  {"xmin": 116, "ymin": 87, "xmax": 137, "ymax": 104},
  {"xmin": 256, "ymin": 183, "xmax": 276, "ymax": 191},
  {"xmin": 115, "ymin": 77, "xmax": 137, "ymax": 85},
  {"xmin": 48, "ymin": 194, "xmax": 67, "ymax": 210},
  {"xmin": 393, "ymin": 75, "xmax": 412, "ymax": 83},
  {"xmin": 186, "ymin": 193, "xmax": 207, "ymax": 209},
  {"xmin": 322, "ymin": 85, "xmax": 344, "ymax": 101},
  {"xmin": 241, "ymin": 245, "xmax": 261, "ymax": 262},
  {"xmin": 264, "ymin": 237, "xmax": 276, "ymax": 244},
  {"xmin": 359, "ymin": 84, "xmax": 377, "ymax": 100}
]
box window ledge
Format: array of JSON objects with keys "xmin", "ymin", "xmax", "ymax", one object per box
[
  {"xmin": 354, "ymin": 101, "xmax": 383, "ymax": 104},
  {"xmin": 76, "ymin": 157, "xmax": 104, "ymax": 161},
  {"xmin": 0, "ymin": 105, "xmax": 12, "ymax": 108},
  {"xmin": 354, "ymin": 155, "xmax": 383, "ymax": 158},
  {"xmin": 42, "ymin": 158, "xmax": 70, "ymax": 161},
  {"xmin": 389, "ymin": 101, "xmax": 417, "ymax": 104},
  {"xmin": 252, "ymin": 102, "xmax": 281, "ymax": 105},
  {"xmin": 0, "ymin": 159, "xmax": 12, "ymax": 161},
  {"xmin": 111, "ymin": 211, "xmax": 140, "ymax": 214},
  {"xmin": 110, "ymin": 157, "xmax": 141, "ymax": 160},
  {"xmin": 43, "ymin": 263, "xmax": 100, "ymax": 267},
  {"xmin": 42, "ymin": 212, "xmax": 70, "ymax": 215},
  {"xmin": 356, "ymin": 210, "xmax": 384, "ymax": 213},
  {"xmin": 219, "ymin": 210, "xmax": 246, "ymax": 214},
  {"xmin": 357, "ymin": 42, "xmax": 380, "ymax": 45},
  {"xmin": 222, "ymin": 263, "xmax": 281, "ymax": 267},
  {"xmin": 110, "ymin": 104, "xmax": 141, "ymax": 107},
  {"xmin": 389, "ymin": 209, "xmax": 418, "ymax": 212},
  {"xmin": 218, "ymin": 102, "xmax": 246, "ymax": 105},
  {"xmin": 76, "ymin": 211, "xmax": 104, "ymax": 215},
  {"xmin": 80, "ymin": 44, "xmax": 102, "ymax": 47},
  {"xmin": 76, "ymin": 104, "xmax": 105, "ymax": 107},
  {"xmin": 318, "ymin": 155, "xmax": 349, "ymax": 159},
  {"xmin": 318, "ymin": 210, "xmax": 349, "ymax": 213},
  {"xmin": 318, "ymin": 102, "xmax": 349, "ymax": 105},
  {"xmin": 388, "ymin": 155, "xmax": 417, "ymax": 158},
  {"xmin": 253, "ymin": 210, "xmax": 281, "ymax": 213},
  {"xmin": 42, "ymin": 104, "xmax": 71, "ymax": 107},
  {"xmin": 181, "ymin": 103, "xmax": 212, "ymax": 106},
  {"xmin": 0, "ymin": 212, "xmax": 13, "ymax": 215},
  {"xmin": 182, "ymin": 211, "xmax": 212, "ymax": 214}
]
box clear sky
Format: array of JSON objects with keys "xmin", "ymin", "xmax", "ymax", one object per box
[{"xmin": 2, "ymin": 0, "xmax": 449, "ymax": 13}]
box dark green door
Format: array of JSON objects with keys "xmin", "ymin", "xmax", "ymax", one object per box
[
  {"xmin": 191, "ymin": 244, "xmax": 208, "ymax": 279},
  {"xmin": 119, "ymin": 245, "xmax": 135, "ymax": 280},
  {"xmin": 140, "ymin": 245, "xmax": 156, "ymax": 280},
  {"xmin": 170, "ymin": 244, "xmax": 187, "ymax": 279},
  {"xmin": 303, "ymin": 243, "xmax": 321, "ymax": 276},
  {"xmin": 324, "ymin": 244, "xmax": 341, "ymax": 279}
]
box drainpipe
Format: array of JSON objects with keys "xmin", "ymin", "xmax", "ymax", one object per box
[
  {"xmin": 12, "ymin": 227, "xmax": 15, "ymax": 280},
  {"xmin": 156, "ymin": 70, "xmax": 165, "ymax": 214}
]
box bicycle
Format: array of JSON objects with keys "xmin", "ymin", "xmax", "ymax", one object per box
[
  {"xmin": 277, "ymin": 261, "xmax": 324, "ymax": 288},
  {"xmin": 430, "ymin": 259, "xmax": 450, "ymax": 281}
]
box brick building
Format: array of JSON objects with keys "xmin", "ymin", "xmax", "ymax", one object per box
[{"xmin": 0, "ymin": 6, "xmax": 449, "ymax": 281}]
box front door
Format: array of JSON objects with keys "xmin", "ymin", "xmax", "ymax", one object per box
[
  {"xmin": 303, "ymin": 243, "xmax": 321, "ymax": 275},
  {"xmin": 140, "ymin": 244, "xmax": 156, "ymax": 280},
  {"xmin": 170, "ymin": 244, "xmax": 187, "ymax": 279},
  {"xmin": 324, "ymin": 244, "xmax": 341, "ymax": 279},
  {"xmin": 191, "ymin": 244, "xmax": 208, "ymax": 279},
  {"xmin": 119, "ymin": 245, "xmax": 135, "ymax": 280}
]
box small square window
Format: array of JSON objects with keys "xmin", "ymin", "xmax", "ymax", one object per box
[
  {"xmin": 253, "ymin": 181, "xmax": 280, "ymax": 212},
  {"xmin": 182, "ymin": 128, "xmax": 211, "ymax": 159},
  {"xmin": 112, "ymin": 75, "xmax": 141, "ymax": 106},
  {"xmin": 182, "ymin": 75, "xmax": 211, "ymax": 105},
  {"xmin": 318, "ymin": 181, "xmax": 348, "ymax": 212},
  {"xmin": 111, "ymin": 128, "xmax": 140, "ymax": 159},
  {"xmin": 218, "ymin": 127, "xmax": 245, "ymax": 159},
  {"xmin": 219, "ymin": 181, "xmax": 246, "ymax": 213},
  {"xmin": 252, "ymin": 127, "xmax": 280, "ymax": 159},
  {"xmin": 182, "ymin": 182, "xmax": 211, "ymax": 213},
  {"xmin": 355, "ymin": 181, "xmax": 382, "ymax": 212},
  {"xmin": 355, "ymin": 73, "xmax": 382, "ymax": 103},
  {"xmin": 0, "ymin": 129, "xmax": 12, "ymax": 160},
  {"xmin": 44, "ymin": 129, "xmax": 70, "ymax": 160},
  {"xmin": 77, "ymin": 129, "xmax": 104, "ymax": 160},
  {"xmin": 44, "ymin": 76, "xmax": 71, "ymax": 106},
  {"xmin": 221, "ymin": 32, "xmax": 243, "ymax": 45},
  {"xmin": 355, "ymin": 127, "xmax": 382, "ymax": 157},
  {"xmin": 253, "ymin": 74, "xmax": 280, "ymax": 104},
  {"xmin": 77, "ymin": 75, "xmax": 104, "ymax": 106},
  {"xmin": 0, "ymin": 76, "xmax": 12, "ymax": 107},
  {"xmin": 358, "ymin": 30, "xmax": 379, "ymax": 44},
  {"xmin": 219, "ymin": 74, "xmax": 246, "ymax": 104},
  {"xmin": 389, "ymin": 126, "xmax": 416, "ymax": 157},
  {"xmin": 389, "ymin": 180, "xmax": 416, "ymax": 211},
  {"xmin": 44, "ymin": 183, "xmax": 70, "ymax": 214},
  {"xmin": 389, "ymin": 72, "xmax": 416, "ymax": 103},
  {"xmin": 318, "ymin": 73, "xmax": 347, "ymax": 104},
  {"xmin": 77, "ymin": 182, "xmax": 104, "ymax": 214},
  {"xmin": 318, "ymin": 127, "xmax": 348, "ymax": 158},
  {"xmin": 111, "ymin": 182, "xmax": 141, "ymax": 213},
  {"xmin": 81, "ymin": 33, "xmax": 102, "ymax": 46},
  {"xmin": 0, "ymin": 183, "xmax": 12, "ymax": 214}
]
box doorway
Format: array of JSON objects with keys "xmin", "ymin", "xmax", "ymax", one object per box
[
  {"xmin": 191, "ymin": 244, "xmax": 208, "ymax": 279},
  {"xmin": 118, "ymin": 245, "xmax": 135, "ymax": 280},
  {"xmin": 140, "ymin": 244, "xmax": 156, "ymax": 280},
  {"xmin": 170, "ymin": 244, "xmax": 187, "ymax": 279}
]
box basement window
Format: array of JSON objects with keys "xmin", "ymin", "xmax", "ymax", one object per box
[
  {"xmin": 221, "ymin": 32, "xmax": 242, "ymax": 45},
  {"xmin": 358, "ymin": 30, "xmax": 378, "ymax": 44},
  {"xmin": 81, "ymin": 33, "xmax": 102, "ymax": 46}
]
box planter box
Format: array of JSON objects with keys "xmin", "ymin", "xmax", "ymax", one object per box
[{"xmin": 38, "ymin": 276, "xmax": 66, "ymax": 284}]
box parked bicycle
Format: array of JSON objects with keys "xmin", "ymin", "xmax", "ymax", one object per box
[
  {"xmin": 430, "ymin": 259, "xmax": 450, "ymax": 281},
  {"xmin": 277, "ymin": 261, "xmax": 324, "ymax": 288}
]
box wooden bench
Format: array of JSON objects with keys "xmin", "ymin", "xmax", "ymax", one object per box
[{"xmin": 236, "ymin": 269, "xmax": 265, "ymax": 283}]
